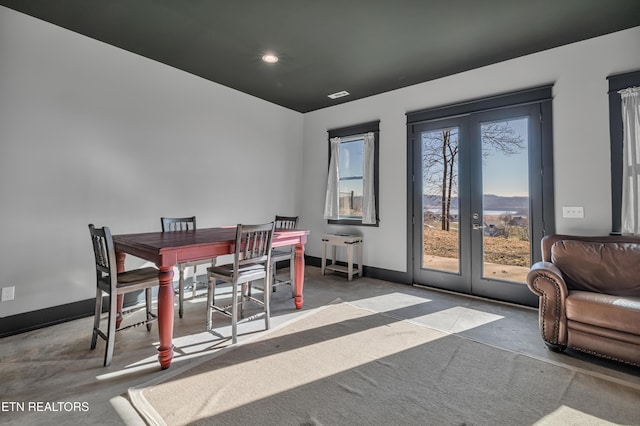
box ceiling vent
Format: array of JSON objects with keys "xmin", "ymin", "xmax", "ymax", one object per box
[{"xmin": 328, "ymin": 91, "xmax": 350, "ymax": 99}]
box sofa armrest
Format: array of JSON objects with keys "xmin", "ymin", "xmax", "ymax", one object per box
[{"xmin": 526, "ymin": 262, "xmax": 569, "ymax": 346}]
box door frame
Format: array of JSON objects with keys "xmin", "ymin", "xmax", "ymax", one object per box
[{"xmin": 406, "ymin": 86, "xmax": 554, "ymax": 307}]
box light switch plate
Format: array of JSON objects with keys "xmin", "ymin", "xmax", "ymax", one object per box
[
  {"xmin": 562, "ymin": 206, "xmax": 584, "ymax": 218},
  {"xmin": 1, "ymin": 286, "xmax": 15, "ymax": 302}
]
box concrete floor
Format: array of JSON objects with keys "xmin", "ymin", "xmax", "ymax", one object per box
[{"xmin": 1, "ymin": 266, "xmax": 638, "ymax": 425}]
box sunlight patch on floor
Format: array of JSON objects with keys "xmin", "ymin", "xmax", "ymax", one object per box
[
  {"xmin": 352, "ymin": 292, "xmax": 432, "ymax": 312},
  {"xmin": 533, "ymin": 405, "xmax": 617, "ymax": 425},
  {"xmin": 413, "ymin": 306, "xmax": 504, "ymax": 333}
]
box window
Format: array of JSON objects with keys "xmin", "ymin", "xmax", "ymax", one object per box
[
  {"xmin": 338, "ymin": 137, "xmax": 365, "ymax": 217},
  {"xmin": 324, "ymin": 121, "xmax": 380, "ymax": 226},
  {"xmin": 608, "ymin": 70, "xmax": 640, "ymax": 234}
]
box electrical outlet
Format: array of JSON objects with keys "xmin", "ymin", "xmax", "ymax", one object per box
[
  {"xmin": 1, "ymin": 286, "xmax": 15, "ymax": 302},
  {"xmin": 562, "ymin": 206, "xmax": 584, "ymax": 219}
]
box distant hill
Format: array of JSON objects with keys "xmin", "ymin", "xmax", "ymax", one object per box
[
  {"xmin": 423, "ymin": 194, "xmax": 528, "ymax": 211},
  {"xmin": 423, "ymin": 194, "xmax": 459, "ymax": 209},
  {"xmin": 483, "ymin": 194, "xmax": 528, "ymax": 210}
]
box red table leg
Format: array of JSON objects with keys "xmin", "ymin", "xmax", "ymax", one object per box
[
  {"xmin": 115, "ymin": 252, "xmax": 126, "ymax": 329},
  {"xmin": 157, "ymin": 266, "xmax": 175, "ymax": 369},
  {"xmin": 293, "ymin": 243, "xmax": 305, "ymax": 309}
]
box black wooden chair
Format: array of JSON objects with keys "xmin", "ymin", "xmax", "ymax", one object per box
[
  {"xmin": 161, "ymin": 216, "xmax": 215, "ymax": 318},
  {"xmin": 271, "ymin": 215, "xmax": 299, "ymax": 295},
  {"xmin": 206, "ymin": 222, "xmax": 275, "ymax": 344},
  {"xmin": 249, "ymin": 215, "xmax": 298, "ymax": 297},
  {"xmin": 88, "ymin": 224, "xmax": 159, "ymax": 367}
]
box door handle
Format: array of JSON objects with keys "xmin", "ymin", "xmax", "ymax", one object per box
[{"xmin": 472, "ymin": 212, "xmax": 484, "ymax": 230}]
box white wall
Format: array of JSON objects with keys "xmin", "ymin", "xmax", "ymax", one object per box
[
  {"xmin": 0, "ymin": 7, "xmax": 303, "ymax": 317},
  {"xmin": 301, "ymin": 26, "xmax": 640, "ymax": 273}
]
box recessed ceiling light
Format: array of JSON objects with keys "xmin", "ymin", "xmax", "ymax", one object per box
[
  {"xmin": 261, "ymin": 54, "xmax": 279, "ymax": 64},
  {"xmin": 328, "ymin": 91, "xmax": 350, "ymax": 99}
]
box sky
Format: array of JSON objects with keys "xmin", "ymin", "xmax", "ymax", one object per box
[
  {"xmin": 482, "ymin": 117, "xmax": 529, "ymax": 197},
  {"xmin": 338, "ymin": 138, "xmax": 364, "ymax": 195}
]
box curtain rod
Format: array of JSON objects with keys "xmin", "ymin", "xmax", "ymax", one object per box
[{"xmin": 618, "ymin": 86, "xmax": 640, "ymax": 95}]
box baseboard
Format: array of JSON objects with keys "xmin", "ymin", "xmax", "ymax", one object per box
[
  {"xmin": 0, "ymin": 298, "xmax": 96, "ymax": 338},
  {"xmin": 0, "ymin": 258, "xmax": 410, "ymax": 338},
  {"xmin": 0, "ymin": 291, "xmax": 155, "ymax": 339},
  {"xmin": 304, "ymin": 255, "xmax": 411, "ymax": 285}
]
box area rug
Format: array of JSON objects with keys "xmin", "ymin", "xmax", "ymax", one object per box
[{"xmin": 129, "ymin": 301, "xmax": 640, "ymax": 425}]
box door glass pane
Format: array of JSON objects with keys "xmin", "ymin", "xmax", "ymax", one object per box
[
  {"xmin": 480, "ymin": 118, "xmax": 530, "ymax": 282},
  {"xmin": 421, "ymin": 127, "xmax": 460, "ymax": 273}
]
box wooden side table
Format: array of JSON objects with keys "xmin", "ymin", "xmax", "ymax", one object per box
[{"xmin": 321, "ymin": 234, "xmax": 363, "ymax": 280}]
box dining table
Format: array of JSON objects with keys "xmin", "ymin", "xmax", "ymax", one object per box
[{"xmin": 112, "ymin": 226, "xmax": 310, "ymax": 369}]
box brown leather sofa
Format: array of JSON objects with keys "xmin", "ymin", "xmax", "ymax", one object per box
[{"xmin": 526, "ymin": 234, "xmax": 640, "ymax": 366}]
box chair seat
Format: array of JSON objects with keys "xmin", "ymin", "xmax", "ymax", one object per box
[
  {"xmin": 271, "ymin": 249, "xmax": 292, "ymax": 263},
  {"xmin": 180, "ymin": 258, "xmax": 214, "ymax": 269},
  {"xmin": 208, "ymin": 263, "xmax": 266, "ymax": 283},
  {"xmin": 117, "ymin": 267, "xmax": 159, "ymax": 286}
]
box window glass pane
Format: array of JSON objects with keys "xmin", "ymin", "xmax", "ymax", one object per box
[
  {"xmin": 339, "ymin": 139, "xmax": 364, "ymax": 179},
  {"xmin": 338, "ymin": 138, "xmax": 364, "ymax": 218},
  {"xmin": 339, "ymin": 178, "xmax": 363, "ymax": 217},
  {"xmin": 480, "ymin": 117, "xmax": 530, "ymax": 283},
  {"xmin": 421, "ymin": 126, "xmax": 460, "ymax": 273}
]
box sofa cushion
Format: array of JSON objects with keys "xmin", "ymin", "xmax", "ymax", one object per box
[
  {"xmin": 566, "ymin": 290, "xmax": 640, "ymax": 335},
  {"xmin": 551, "ymin": 240, "xmax": 640, "ymax": 296}
]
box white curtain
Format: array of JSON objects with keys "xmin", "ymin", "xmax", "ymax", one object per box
[
  {"xmin": 323, "ymin": 137, "xmax": 341, "ymax": 220},
  {"xmin": 620, "ymin": 87, "xmax": 640, "ymax": 235},
  {"xmin": 362, "ymin": 132, "xmax": 376, "ymax": 224}
]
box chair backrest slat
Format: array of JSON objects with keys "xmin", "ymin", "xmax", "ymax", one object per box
[
  {"xmin": 88, "ymin": 224, "xmax": 118, "ymax": 293},
  {"xmin": 275, "ymin": 215, "xmax": 298, "ymax": 230},
  {"xmin": 92, "ymin": 234, "xmax": 110, "ymax": 271},
  {"xmin": 161, "ymin": 216, "xmax": 197, "ymax": 232},
  {"xmin": 235, "ymin": 222, "xmax": 275, "ymax": 267}
]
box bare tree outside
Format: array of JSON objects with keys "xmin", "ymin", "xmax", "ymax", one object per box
[
  {"xmin": 481, "ymin": 121, "xmax": 524, "ymax": 158},
  {"xmin": 422, "ymin": 127, "xmax": 458, "ymax": 231}
]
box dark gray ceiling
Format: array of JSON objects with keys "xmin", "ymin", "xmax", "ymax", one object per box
[{"xmin": 2, "ymin": 0, "xmax": 640, "ymax": 113}]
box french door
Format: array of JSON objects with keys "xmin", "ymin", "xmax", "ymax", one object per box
[{"xmin": 408, "ymin": 90, "xmax": 553, "ymax": 307}]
